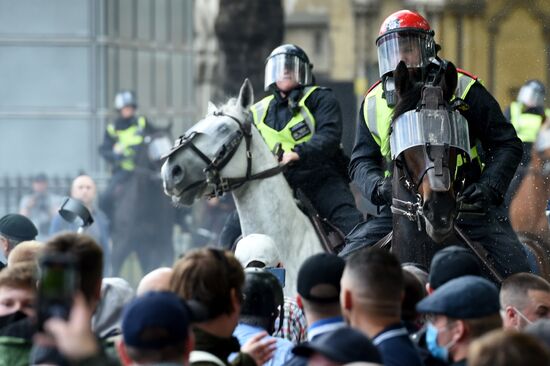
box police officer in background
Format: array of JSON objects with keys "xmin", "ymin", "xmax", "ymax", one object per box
[
  {"xmin": 98, "ymin": 91, "xmax": 155, "ymax": 220},
  {"xmin": 504, "ymin": 80, "xmax": 550, "ymax": 206},
  {"xmin": 219, "ymin": 44, "xmax": 364, "ymax": 247},
  {"xmin": 341, "ymin": 10, "xmax": 530, "ymax": 278}
]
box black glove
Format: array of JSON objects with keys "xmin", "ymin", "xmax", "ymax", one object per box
[
  {"xmin": 460, "ymin": 183, "xmax": 501, "ymax": 212},
  {"xmin": 372, "ymin": 177, "xmax": 393, "ymax": 206}
]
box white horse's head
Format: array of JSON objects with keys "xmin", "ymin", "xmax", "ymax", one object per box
[{"xmin": 161, "ymin": 79, "xmax": 255, "ymax": 205}]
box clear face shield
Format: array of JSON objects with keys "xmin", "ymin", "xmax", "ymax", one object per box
[
  {"xmin": 377, "ymin": 32, "xmax": 435, "ymax": 78},
  {"xmin": 390, "ymin": 109, "xmax": 471, "ymax": 160},
  {"xmin": 264, "ymin": 54, "xmax": 312, "ymax": 91},
  {"xmin": 517, "ymin": 84, "xmax": 546, "ymax": 109}
]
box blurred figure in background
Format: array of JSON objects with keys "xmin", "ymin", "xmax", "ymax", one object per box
[
  {"xmin": 49, "ymin": 175, "xmax": 111, "ymax": 275},
  {"xmin": 99, "ymin": 90, "xmax": 177, "ymax": 276},
  {"xmin": 98, "ymin": 90, "xmax": 154, "ymax": 222},
  {"xmin": 19, "ymin": 174, "xmax": 61, "ymax": 241},
  {"xmin": 504, "ymin": 80, "xmax": 550, "ymax": 206}
]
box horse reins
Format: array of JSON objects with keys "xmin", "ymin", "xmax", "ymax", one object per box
[{"xmin": 166, "ymin": 111, "xmax": 284, "ymax": 198}]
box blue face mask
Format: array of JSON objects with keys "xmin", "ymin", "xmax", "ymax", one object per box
[{"xmin": 426, "ymin": 322, "xmax": 455, "ymax": 362}]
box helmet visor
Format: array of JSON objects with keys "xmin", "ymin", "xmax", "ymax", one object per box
[
  {"xmin": 264, "ymin": 54, "xmax": 312, "ymax": 91},
  {"xmin": 517, "ymin": 85, "xmax": 545, "ymax": 108},
  {"xmin": 377, "ymin": 32, "xmax": 434, "ymax": 77}
]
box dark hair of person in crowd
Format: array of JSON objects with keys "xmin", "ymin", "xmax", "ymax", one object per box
[
  {"xmin": 401, "ymin": 269, "xmax": 426, "ymax": 328},
  {"xmin": 345, "ymin": 248, "xmax": 404, "ymax": 317},
  {"xmin": 457, "ymin": 313, "xmax": 503, "ymax": 339},
  {"xmin": 500, "ymin": 272, "xmax": 550, "ymax": 307},
  {"xmin": 170, "ymin": 247, "xmax": 244, "ymax": 318},
  {"xmin": 43, "ymin": 233, "xmax": 103, "ymax": 304},
  {"xmin": 468, "ymin": 329, "xmax": 550, "ymax": 366}
]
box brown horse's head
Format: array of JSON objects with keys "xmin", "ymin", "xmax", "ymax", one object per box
[{"xmin": 391, "ymin": 60, "xmax": 469, "ymax": 243}]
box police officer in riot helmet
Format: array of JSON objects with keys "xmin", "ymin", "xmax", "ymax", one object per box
[
  {"xmin": 234, "ymin": 269, "xmax": 294, "ymax": 364},
  {"xmin": 503, "ymin": 80, "xmax": 550, "ymax": 206},
  {"xmin": 98, "ymin": 91, "xmax": 156, "ymax": 220},
  {"xmin": 341, "ymin": 10, "xmax": 530, "ymax": 278},
  {"xmin": 219, "ymin": 44, "xmax": 363, "ymax": 248}
]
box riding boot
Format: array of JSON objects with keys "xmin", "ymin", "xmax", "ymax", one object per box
[{"xmin": 219, "ymin": 210, "xmax": 242, "ymax": 250}]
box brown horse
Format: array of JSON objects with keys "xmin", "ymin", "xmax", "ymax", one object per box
[
  {"xmin": 510, "ymin": 121, "xmax": 550, "ymax": 277},
  {"xmin": 388, "ymin": 60, "xmax": 469, "ymax": 269}
]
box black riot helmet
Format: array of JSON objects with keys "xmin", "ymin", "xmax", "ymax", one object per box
[
  {"xmin": 264, "ymin": 44, "xmax": 313, "ymax": 91},
  {"xmin": 517, "ymin": 80, "xmax": 546, "ymax": 109},
  {"xmin": 114, "ymin": 90, "xmax": 137, "ymax": 110},
  {"xmin": 241, "ymin": 268, "xmax": 284, "ymax": 331}
]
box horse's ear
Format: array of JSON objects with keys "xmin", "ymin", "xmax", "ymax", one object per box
[
  {"xmin": 442, "ymin": 61, "xmax": 458, "ymax": 102},
  {"xmin": 237, "ymin": 78, "xmax": 254, "ymax": 110},
  {"xmin": 394, "ymin": 61, "xmax": 411, "ymax": 96},
  {"xmin": 207, "ymin": 101, "xmax": 218, "ymax": 115}
]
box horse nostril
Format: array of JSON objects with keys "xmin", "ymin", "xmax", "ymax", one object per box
[{"xmin": 171, "ymin": 165, "xmax": 184, "ymax": 182}]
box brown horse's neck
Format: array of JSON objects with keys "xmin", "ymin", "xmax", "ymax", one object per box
[{"xmin": 510, "ymin": 156, "xmax": 550, "ymax": 241}]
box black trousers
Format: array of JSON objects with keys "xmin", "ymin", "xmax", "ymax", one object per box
[
  {"xmin": 341, "ymin": 205, "xmax": 531, "ymax": 279},
  {"xmin": 219, "ymin": 175, "xmax": 364, "ymax": 249}
]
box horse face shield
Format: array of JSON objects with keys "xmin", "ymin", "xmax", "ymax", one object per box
[{"xmin": 390, "ymin": 108, "xmax": 470, "ymax": 191}]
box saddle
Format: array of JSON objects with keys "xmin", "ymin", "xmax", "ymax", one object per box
[{"xmin": 295, "ymin": 189, "xmax": 345, "ymax": 254}]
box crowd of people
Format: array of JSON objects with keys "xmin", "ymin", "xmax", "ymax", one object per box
[
  {"xmin": 0, "ymin": 228, "xmax": 550, "ymax": 365},
  {"xmin": 0, "ymin": 5, "xmax": 549, "ymax": 366}
]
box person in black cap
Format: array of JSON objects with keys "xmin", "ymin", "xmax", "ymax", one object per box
[
  {"xmin": 426, "ymin": 246, "xmax": 482, "ymax": 294},
  {"xmin": 0, "ymin": 213, "xmax": 38, "ymax": 268},
  {"xmin": 292, "ymin": 327, "xmax": 383, "ymax": 366},
  {"xmin": 416, "ymin": 275, "xmax": 503, "ymax": 366},
  {"xmin": 286, "ymin": 253, "xmax": 347, "ymax": 366}
]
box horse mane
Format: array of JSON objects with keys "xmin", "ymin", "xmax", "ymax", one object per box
[
  {"xmin": 392, "ymin": 60, "xmax": 458, "ymax": 123},
  {"xmin": 209, "ymin": 97, "xmax": 252, "ymax": 125}
]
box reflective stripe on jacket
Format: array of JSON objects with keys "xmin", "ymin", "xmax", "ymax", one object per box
[
  {"xmin": 251, "ymin": 86, "xmax": 318, "ymax": 152},
  {"xmin": 363, "ymin": 71, "xmax": 480, "ymax": 168},
  {"xmin": 509, "ymin": 101, "xmax": 548, "ymax": 143},
  {"xmin": 106, "ymin": 116, "xmax": 146, "ymax": 171}
]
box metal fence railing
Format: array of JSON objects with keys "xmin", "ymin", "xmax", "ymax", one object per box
[{"xmin": 0, "ymin": 174, "xmax": 109, "ymax": 216}]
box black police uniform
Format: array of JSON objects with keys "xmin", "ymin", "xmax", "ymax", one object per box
[
  {"xmin": 98, "ymin": 115, "xmax": 155, "ymax": 217},
  {"xmin": 341, "ymin": 80, "xmax": 531, "ymax": 277},
  {"xmin": 219, "ymin": 87, "xmax": 364, "ymax": 248}
]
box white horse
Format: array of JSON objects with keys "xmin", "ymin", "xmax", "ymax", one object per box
[{"xmin": 161, "ymin": 79, "xmax": 323, "ymax": 295}]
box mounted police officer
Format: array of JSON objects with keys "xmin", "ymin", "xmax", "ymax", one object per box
[
  {"xmin": 504, "ymin": 80, "xmax": 550, "ymax": 206},
  {"xmin": 98, "ymin": 90, "xmax": 156, "ymax": 222},
  {"xmin": 340, "ymin": 10, "xmax": 530, "ymax": 278},
  {"xmin": 219, "ymin": 44, "xmax": 363, "ymax": 247}
]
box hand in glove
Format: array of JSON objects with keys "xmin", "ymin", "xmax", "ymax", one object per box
[
  {"xmin": 372, "ymin": 177, "xmax": 393, "ymax": 206},
  {"xmin": 460, "ymin": 183, "xmax": 500, "ymax": 212}
]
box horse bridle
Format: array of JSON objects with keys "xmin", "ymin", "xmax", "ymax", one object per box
[{"xmin": 165, "ymin": 111, "xmax": 284, "ymax": 198}]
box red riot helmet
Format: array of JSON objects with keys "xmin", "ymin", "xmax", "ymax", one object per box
[{"xmin": 376, "ymin": 10, "xmax": 436, "ymax": 78}]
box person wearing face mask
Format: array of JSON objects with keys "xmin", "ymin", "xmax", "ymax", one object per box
[
  {"xmin": 416, "ymin": 276, "xmax": 502, "ymax": 366},
  {"xmin": 499, "ymin": 272, "xmax": 550, "ymax": 330}
]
